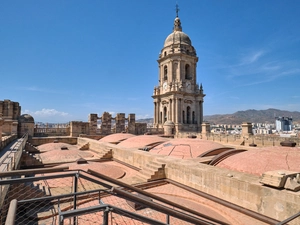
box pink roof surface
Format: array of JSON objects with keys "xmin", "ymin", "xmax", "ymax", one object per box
[
  {"xmin": 217, "ymin": 146, "xmax": 300, "ymax": 176},
  {"xmin": 72, "ymin": 183, "xmax": 232, "ymax": 224},
  {"xmin": 38, "ymin": 143, "xmax": 97, "ymax": 163},
  {"xmin": 55, "ymin": 161, "xmax": 126, "ymax": 179},
  {"xmin": 150, "ymin": 138, "xmax": 225, "ymax": 159},
  {"xmin": 99, "ymin": 133, "xmax": 136, "ymax": 143},
  {"xmin": 38, "ymin": 142, "xmax": 79, "ymax": 152},
  {"xmin": 117, "ymin": 135, "xmax": 169, "ymax": 149}
]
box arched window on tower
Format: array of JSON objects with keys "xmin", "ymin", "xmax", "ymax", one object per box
[
  {"xmin": 164, "ymin": 65, "xmax": 168, "ymax": 80},
  {"xmin": 164, "ymin": 107, "xmax": 167, "ymax": 122},
  {"xmin": 185, "ymin": 64, "xmax": 190, "ymax": 80},
  {"xmin": 182, "ymin": 110, "xmax": 185, "ymax": 124},
  {"xmin": 164, "ymin": 51, "xmax": 167, "ymax": 57},
  {"xmin": 187, "ymin": 106, "xmax": 191, "ymax": 124},
  {"xmin": 192, "ymin": 111, "xmax": 195, "ymax": 124}
]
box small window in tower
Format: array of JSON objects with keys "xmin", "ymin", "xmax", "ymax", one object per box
[
  {"xmin": 164, "ymin": 65, "xmax": 168, "ymax": 80},
  {"xmin": 164, "ymin": 51, "xmax": 167, "ymax": 57}
]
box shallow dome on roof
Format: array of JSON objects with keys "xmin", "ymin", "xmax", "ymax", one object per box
[
  {"xmin": 18, "ymin": 114, "xmax": 34, "ymax": 123},
  {"xmin": 217, "ymin": 146, "xmax": 300, "ymax": 176},
  {"xmin": 164, "ymin": 31, "xmax": 192, "ymax": 47},
  {"xmin": 99, "ymin": 133, "xmax": 136, "ymax": 144},
  {"xmin": 117, "ymin": 135, "xmax": 168, "ymax": 149},
  {"xmin": 150, "ymin": 138, "xmax": 225, "ymax": 159}
]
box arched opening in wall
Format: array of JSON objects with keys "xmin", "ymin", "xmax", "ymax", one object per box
[
  {"xmin": 187, "ymin": 106, "xmax": 191, "ymax": 124},
  {"xmin": 164, "ymin": 65, "xmax": 168, "ymax": 80},
  {"xmin": 185, "ymin": 64, "xmax": 190, "ymax": 80},
  {"xmin": 164, "ymin": 51, "xmax": 167, "ymax": 57},
  {"xmin": 192, "ymin": 111, "xmax": 195, "ymax": 124},
  {"xmin": 163, "ymin": 107, "xmax": 167, "ymax": 123},
  {"xmin": 182, "ymin": 110, "xmax": 185, "ymax": 124}
]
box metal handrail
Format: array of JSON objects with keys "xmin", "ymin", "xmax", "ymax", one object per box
[
  {"xmin": 3, "ymin": 169, "xmax": 226, "ymax": 225},
  {"xmin": 276, "ymin": 211, "xmax": 300, "ymax": 225}
]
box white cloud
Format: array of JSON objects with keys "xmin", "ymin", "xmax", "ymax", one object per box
[
  {"xmin": 240, "ymin": 50, "xmax": 265, "ymax": 65},
  {"xmin": 22, "ymin": 108, "xmax": 70, "ymax": 122}
]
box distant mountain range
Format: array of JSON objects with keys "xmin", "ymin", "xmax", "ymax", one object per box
[
  {"xmin": 203, "ymin": 108, "xmax": 300, "ymax": 124},
  {"xmin": 136, "ymin": 109, "xmax": 300, "ymax": 125}
]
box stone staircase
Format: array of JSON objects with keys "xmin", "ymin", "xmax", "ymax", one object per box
[
  {"xmin": 25, "ymin": 142, "xmax": 40, "ymax": 153},
  {"xmin": 21, "ymin": 150, "xmax": 43, "ymax": 168},
  {"xmin": 88, "ymin": 148, "xmax": 112, "ymax": 160},
  {"xmin": 134, "ymin": 160, "xmax": 166, "ymax": 183},
  {"xmin": 77, "ymin": 142, "xmax": 113, "ymax": 160},
  {"xmin": 11, "ymin": 180, "xmax": 50, "ymax": 200}
]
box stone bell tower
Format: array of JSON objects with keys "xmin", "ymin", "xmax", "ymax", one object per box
[{"xmin": 152, "ymin": 6, "xmax": 205, "ymax": 133}]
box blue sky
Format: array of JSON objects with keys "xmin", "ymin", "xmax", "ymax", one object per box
[{"xmin": 1, "ymin": 1, "xmax": 299, "ymax": 123}]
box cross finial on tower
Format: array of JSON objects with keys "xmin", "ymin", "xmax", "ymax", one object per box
[{"xmin": 175, "ymin": 3, "xmax": 179, "ymax": 17}]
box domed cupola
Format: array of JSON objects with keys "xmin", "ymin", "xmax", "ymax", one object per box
[
  {"xmin": 164, "ymin": 16, "xmax": 192, "ymax": 47},
  {"xmin": 160, "ymin": 6, "xmax": 197, "ymax": 58}
]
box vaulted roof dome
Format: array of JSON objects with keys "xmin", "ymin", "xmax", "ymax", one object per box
[
  {"xmin": 164, "ymin": 16, "xmax": 192, "ymax": 47},
  {"xmin": 164, "ymin": 31, "xmax": 192, "ymax": 47},
  {"xmin": 18, "ymin": 114, "xmax": 34, "ymax": 123}
]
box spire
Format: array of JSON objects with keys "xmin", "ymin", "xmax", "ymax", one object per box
[{"xmin": 173, "ymin": 4, "xmax": 182, "ymax": 32}]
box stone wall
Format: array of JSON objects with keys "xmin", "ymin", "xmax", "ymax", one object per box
[
  {"xmin": 135, "ymin": 123, "xmax": 147, "ymax": 135},
  {"xmin": 70, "ymin": 121, "xmax": 89, "ymax": 137},
  {"xmin": 0, "ymin": 100, "xmax": 20, "ymax": 120},
  {"xmin": 30, "ymin": 137, "xmax": 77, "ymax": 146},
  {"xmin": 77, "ymin": 137, "xmax": 300, "ymax": 224}
]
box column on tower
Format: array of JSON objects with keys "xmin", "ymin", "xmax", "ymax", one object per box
[
  {"xmin": 177, "ymin": 61, "xmax": 182, "ymax": 80},
  {"xmin": 178, "ymin": 98, "xmax": 181, "ymax": 123},
  {"xmin": 153, "ymin": 102, "xmax": 156, "ymax": 124},
  {"xmin": 200, "ymin": 100, "xmax": 203, "ymax": 125},
  {"xmin": 169, "ymin": 99, "xmax": 172, "ymax": 121},
  {"xmin": 173, "ymin": 98, "xmax": 176, "ymax": 123},
  {"xmin": 195, "ymin": 100, "xmax": 199, "ymax": 125},
  {"xmin": 157, "ymin": 100, "xmax": 161, "ymax": 124},
  {"xmin": 169, "ymin": 60, "xmax": 173, "ymax": 83}
]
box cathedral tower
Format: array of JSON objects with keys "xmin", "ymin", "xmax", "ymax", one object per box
[{"xmin": 152, "ymin": 7, "xmax": 205, "ymax": 133}]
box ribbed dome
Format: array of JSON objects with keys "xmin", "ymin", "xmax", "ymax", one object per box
[
  {"xmin": 164, "ymin": 31, "xmax": 191, "ymax": 47},
  {"xmin": 18, "ymin": 114, "xmax": 34, "ymax": 123},
  {"xmin": 163, "ymin": 16, "xmax": 192, "ymax": 47}
]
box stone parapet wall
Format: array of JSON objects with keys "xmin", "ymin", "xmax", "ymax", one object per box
[
  {"xmin": 34, "ymin": 127, "xmax": 70, "ymax": 137},
  {"xmin": 0, "ymin": 135, "xmax": 17, "ymax": 151},
  {"xmin": 203, "ymin": 133, "xmax": 300, "ymax": 147},
  {"xmin": 76, "ymin": 137, "xmax": 300, "ymax": 224},
  {"xmin": 29, "ymin": 137, "xmax": 77, "ymax": 146}
]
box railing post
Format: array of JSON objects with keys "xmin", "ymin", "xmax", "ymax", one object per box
[
  {"xmin": 166, "ymin": 214, "xmax": 170, "ymax": 224},
  {"xmin": 73, "ymin": 172, "xmax": 79, "ymax": 225},
  {"xmin": 103, "ymin": 207, "xmax": 109, "ymax": 225}
]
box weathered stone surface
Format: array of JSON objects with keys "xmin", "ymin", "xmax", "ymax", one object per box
[
  {"xmin": 284, "ymin": 175, "xmax": 300, "ymax": 191},
  {"xmin": 260, "ymin": 170, "xmax": 299, "ymax": 188}
]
